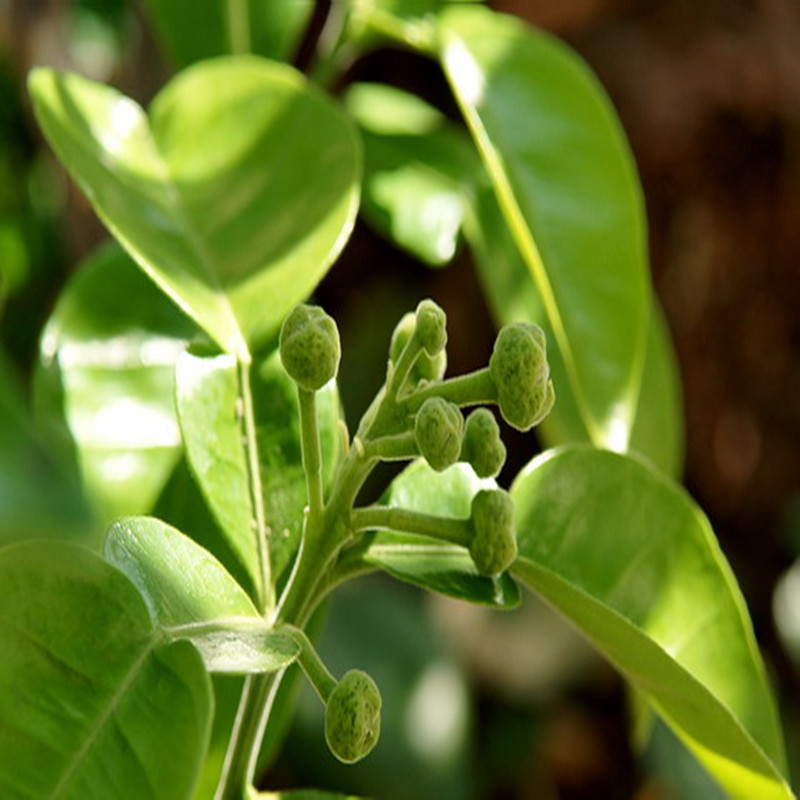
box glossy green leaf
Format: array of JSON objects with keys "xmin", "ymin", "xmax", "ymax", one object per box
[
  {"xmin": 439, "ymin": 7, "xmax": 650, "ymax": 450},
  {"xmin": 175, "ymin": 348, "xmax": 261, "ymax": 597},
  {"xmin": 511, "ymin": 446, "xmax": 791, "ymax": 799},
  {"xmin": 104, "ymin": 516, "xmax": 299, "ymax": 674},
  {"xmin": 143, "ymin": 0, "xmax": 313, "ymax": 67},
  {"xmin": 0, "ymin": 540, "xmax": 212, "ymax": 800},
  {"xmin": 360, "ymin": 461, "xmax": 520, "ymax": 608},
  {"xmin": 0, "ymin": 350, "xmax": 91, "ymax": 542},
  {"xmin": 467, "ymin": 186, "xmax": 684, "ymax": 476},
  {"xmin": 36, "ymin": 243, "xmax": 194, "ymax": 523},
  {"xmin": 252, "ymin": 349, "xmax": 342, "ymax": 583},
  {"xmin": 29, "ymin": 58, "xmax": 361, "ymax": 356},
  {"xmin": 344, "ymin": 83, "xmax": 475, "ymax": 266}
]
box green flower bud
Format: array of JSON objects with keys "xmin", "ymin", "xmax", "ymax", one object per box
[
  {"xmin": 414, "ymin": 397, "xmax": 463, "ymax": 472},
  {"xmin": 460, "ymin": 408, "xmax": 506, "ymax": 478},
  {"xmin": 489, "ymin": 323, "xmax": 554, "ymax": 431},
  {"xmin": 469, "ymin": 488, "xmax": 517, "ymax": 577},
  {"xmin": 390, "ymin": 312, "xmax": 447, "ymax": 385},
  {"xmin": 415, "ymin": 299, "xmax": 447, "ymax": 357},
  {"xmin": 325, "ymin": 670, "xmax": 382, "ymax": 764},
  {"xmin": 280, "ymin": 304, "xmax": 341, "ymax": 392}
]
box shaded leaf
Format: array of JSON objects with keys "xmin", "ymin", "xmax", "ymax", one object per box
[
  {"xmin": 0, "ymin": 350, "xmax": 91, "ymax": 542},
  {"xmin": 360, "ymin": 461, "xmax": 520, "ymax": 608},
  {"xmin": 104, "ymin": 516, "xmax": 299, "ymax": 674},
  {"xmin": 143, "ymin": 0, "xmax": 313, "ymax": 67},
  {"xmin": 29, "ymin": 58, "xmax": 360, "ymax": 355},
  {"xmin": 344, "ymin": 82, "xmax": 475, "ymax": 265},
  {"xmin": 439, "ymin": 7, "xmax": 650, "ymax": 449},
  {"xmin": 175, "ymin": 348, "xmax": 262, "ymax": 597},
  {"xmin": 36, "ymin": 242, "xmax": 193, "ymax": 522},
  {"xmin": 0, "ymin": 541, "xmax": 212, "ymax": 800},
  {"xmin": 512, "ymin": 446, "xmax": 791, "ymax": 799}
]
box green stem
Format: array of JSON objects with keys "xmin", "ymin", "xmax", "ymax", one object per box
[
  {"xmin": 362, "ymin": 431, "xmax": 418, "ymax": 462},
  {"xmin": 239, "ymin": 359, "xmax": 273, "ymax": 613},
  {"xmin": 214, "ymin": 672, "xmax": 281, "ymax": 800},
  {"xmin": 298, "ymin": 387, "xmax": 324, "ymax": 521},
  {"xmin": 386, "ymin": 333, "xmax": 423, "ymax": 402},
  {"xmin": 403, "ymin": 367, "xmax": 496, "ymax": 413},
  {"xmin": 283, "ymin": 625, "xmax": 337, "ymax": 702},
  {"xmin": 228, "ymin": 0, "xmax": 251, "ymax": 54},
  {"xmin": 350, "ymin": 505, "xmax": 473, "ymax": 548}
]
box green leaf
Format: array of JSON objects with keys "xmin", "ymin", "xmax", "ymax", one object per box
[
  {"xmin": 344, "ymin": 82, "xmax": 475, "ymax": 266},
  {"xmin": 29, "ymin": 57, "xmax": 361, "ymax": 356},
  {"xmin": 0, "ymin": 540, "xmax": 212, "ymax": 800},
  {"xmin": 467, "ymin": 183, "xmax": 684, "ymax": 477},
  {"xmin": 143, "ymin": 0, "xmax": 313, "ymax": 67},
  {"xmin": 175, "ymin": 347, "xmax": 261, "ymax": 597},
  {"xmin": 439, "ymin": 7, "xmax": 650, "ymax": 450},
  {"xmin": 104, "ymin": 516, "xmax": 300, "ymax": 674},
  {"xmin": 360, "ymin": 461, "xmax": 520, "ymax": 609},
  {"xmin": 0, "ymin": 350, "xmax": 91, "ymax": 542},
  {"xmin": 36, "ymin": 243, "xmax": 194, "ymax": 523},
  {"xmin": 511, "ymin": 446, "xmax": 792, "ymax": 799}
]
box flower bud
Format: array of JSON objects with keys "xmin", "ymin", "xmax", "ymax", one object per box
[
  {"xmin": 390, "ymin": 312, "xmax": 447, "ymax": 385},
  {"xmin": 414, "ymin": 397, "xmax": 463, "ymax": 472},
  {"xmin": 469, "ymin": 488, "xmax": 517, "ymax": 577},
  {"xmin": 325, "ymin": 669, "xmax": 382, "ymax": 764},
  {"xmin": 415, "ymin": 299, "xmax": 447, "ymax": 357},
  {"xmin": 280, "ymin": 304, "xmax": 341, "ymax": 392},
  {"xmin": 489, "ymin": 323, "xmax": 554, "ymax": 431},
  {"xmin": 460, "ymin": 408, "xmax": 506, "ymax": 478}
]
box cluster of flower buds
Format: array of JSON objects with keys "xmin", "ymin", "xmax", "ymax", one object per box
[{"xmin": 278, "ymin": 298, "xmax": 554, "ymax": 764}]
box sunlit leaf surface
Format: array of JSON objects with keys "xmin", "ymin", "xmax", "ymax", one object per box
[
  {"xmin": 0, "ymin": 541, "xmax": 212, "ymax": 800},
  {"xmin": 29, "ymin": 58, "xmax": 360, "ymax": 356},
  {"xmin": 440, "ymin": 7, "xmax": 650, "ymax": 450},
  {"xmin": 512, "ymin": 446, "xmax": 791, "ymax": 799}
]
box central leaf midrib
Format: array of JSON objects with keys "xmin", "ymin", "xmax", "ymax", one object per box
[{"xmin": 48, "ymin": 639, "xmax": 157, "ymax": 799}]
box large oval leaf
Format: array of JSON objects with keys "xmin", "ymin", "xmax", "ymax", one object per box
[
  {"xmin": 439, "ymin": 7, "xmax": 650, "ymax": 450},
  {"xmin": 511, "ymin": 446, "xmax": 791, "ymax": 799},
  {"xmin": 357, "ymin": 460, "xmax": 520, "ymax": 609},
  {"xmin": 0, "ymin": 541, "xmax": 212, "ymax": 800},
  {"xmin": 105, "ymin": 517, "xmax": 299, "ymax": 674},
  {"xmin": 29, "ymin": 57, "xmax": 361, "ymax": 356},
  {"xmin": 36, "ymin": 243, "xmax": 194, "ymax": 523},
  {"xmin": 467, "ymin": 185, "xmax": 684, "ymax": 477}
]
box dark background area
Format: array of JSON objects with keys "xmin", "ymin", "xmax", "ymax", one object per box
[{"xmin": 1, "ymin": 1, "xmax": 799, "ymax": 797}]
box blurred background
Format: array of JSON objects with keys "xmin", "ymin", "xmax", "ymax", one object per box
[{"xmin": 1, "ymin": 1, "xmax": 799, "ymax": 798}]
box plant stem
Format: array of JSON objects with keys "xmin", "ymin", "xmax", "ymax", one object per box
[
  {"xmin": 403, "ymin": 367, "xmax": 496, "ymax": 413},
  {"xmin": 298, "ymin": 387, "xmax": 324, "ymax": 521},
  {"xmin": 214, "ymin": 672, "xmax": 281, "ymax": 800},
  {"xmin": 239, "ymin": 359, "xmax": 274, "ymax": 614},
  {"xmin": 362, "ymin": 431, "xmax": 418, "ymax": 461},
  {"xmin": 283, "ymin": 625, "xmax": 337, "ymax": 701},
  {"xmin": 228, "ymin": 0, "xmax": 251, "ymax": 54},
  {"xmin": 350, "ymin": 505, "xmax": 473, "ymax": 547}
]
